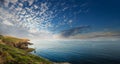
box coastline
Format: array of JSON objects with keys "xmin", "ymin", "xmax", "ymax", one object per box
[{"xmin": 0, "ymin": 35, "xmax": 53, "ymax": 64}]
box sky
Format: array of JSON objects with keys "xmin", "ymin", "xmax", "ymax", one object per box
[{"xmin": 0, "ymin": 0, "xmax": 120, "ymax": 40}]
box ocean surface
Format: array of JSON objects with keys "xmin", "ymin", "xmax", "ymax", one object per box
[{"xmin": 30, "ymin": 40, "xmax": 120, "ymax": 64}]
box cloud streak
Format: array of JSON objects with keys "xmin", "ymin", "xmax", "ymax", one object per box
[
  {"xmin": 60, "ymin": 25, "xmax": 90, "ymax": 37},
  {"xmin": 57, "ymin": 31, "xmax": 120, "ymax": 40}
]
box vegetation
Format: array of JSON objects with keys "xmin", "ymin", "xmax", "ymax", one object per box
[{"xmin": 0, "ymin": 35, "xmax": 53, "ymax": 64}]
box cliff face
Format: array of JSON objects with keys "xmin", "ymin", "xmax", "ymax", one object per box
[
  {"xmin": 0, "ymin": 35, "xmax": 52, "ymax": 64},
  {"xmin": 0, "ymin": 35, "xmax": 34, "ymax": 52}
]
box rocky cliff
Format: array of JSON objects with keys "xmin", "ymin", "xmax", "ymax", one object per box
[{"xmin": 0, "ymin": 35, "xmax": 53, "ymax": 64}]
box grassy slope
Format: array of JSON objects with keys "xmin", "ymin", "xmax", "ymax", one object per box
[
  {"xmin": 1, "ymin": 35, "xmax": 29, "ymax": 44},
  {"xmin": 0, "ymin": 35, "xmax": 53, "ymax": 64}
]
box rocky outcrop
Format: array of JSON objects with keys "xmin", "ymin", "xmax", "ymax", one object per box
[
  {"xmin": 0, "ymin": 35, "xmax": 33, "ymax": 52},
  {"xmin": 0, "ymin": 35, "xmax": 52, "ymax": 64}
]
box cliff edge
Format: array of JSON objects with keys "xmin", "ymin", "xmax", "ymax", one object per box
[{"xmin": 0, "ymin": 35, "xmax": 52, "ymax": 64}]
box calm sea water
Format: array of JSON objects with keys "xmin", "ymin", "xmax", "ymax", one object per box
[{"xmin": 30, "ymin": 40, "xmax": 120, "ymax": 64}]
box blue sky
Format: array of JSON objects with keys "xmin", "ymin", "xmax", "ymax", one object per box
[{"xmin": 0, "ymin": 0, "xmax": 120, "ymax": 40}]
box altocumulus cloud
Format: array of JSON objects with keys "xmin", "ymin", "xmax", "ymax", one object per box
[
  {"xmin": 0, "ymin": 0, "xmax": 54, "ymax": 38},
  {"xmin": 0, "ymin": 0, "xmax": 89, "ymax": 39},
  {"xmin": 1, "ymin": 0, "xmax": 118, "ymax": 41}
]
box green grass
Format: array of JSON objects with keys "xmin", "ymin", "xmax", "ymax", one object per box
[
  {"xmin": 0, "ymin": 35, "xmax": 4, "ymax": 40},
  {"xmin": 2, "ymin": 36, "xmax": 26, "ymax": 44},
  {"xmin": 0, "ymin": 35, "xmax": 53, "ymax": 64},
  {"xmin": 0, "ymin": 44, "xmax": 53, "ymax": 64}
]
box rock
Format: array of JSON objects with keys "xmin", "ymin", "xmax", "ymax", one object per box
[{"xmin": 0, "ymin": 35, "xmax": 34, "ymax": 52}]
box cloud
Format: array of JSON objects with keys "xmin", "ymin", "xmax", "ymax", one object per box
[
  {"xmin": 0, "ymin": 0, "xmax": 4, "ymax": 7},
  {"xmin": 10, "ymin": 0, "xmax": 18, "ymax": 3},
  {"xmin": 0, "ymin": 0, "xmax": 18, "ymax": 7},
  {"xmin": 83, "ymin": 31, "xmax": 120, "ymax": 38},
  {"xmin": 80, "ymin": 3, "xmax": 88, "ymax": 7},
  {"xmin": 18, "ymin": 3, "xmax": 23, "ymax": 7},
  {"xmin": 2, "ymin": 20, "xmax": 14, "ymax": 26},
  {"xmin": 0, "ymin": 4, "xmax": 54, "ymax": 39},
  {"xmin": 28, "ymin": 0, "xmax": 34, "ymax": 6},
  {"xmin": 68, "ymin": 20, "xmax": 72, "ymax": 24},
  {"xmin": 66, "ymin": 31, "xmax": 120, "ymax": 40},
  {"xmin": 1, "ymin": 0, "xmax": 54, "ymax": 32},
  {"xmin": 0, "ymin": 5, "xmax": 29, "ymax": 37},
  {"xmin": 52, "ymin": 30, "xmax": 120, "ymax": 41},
  {"xmin": 0, "ymin": 0, "xmax": 102, "ymax": 40},
  {"xmin": 0, "ymin": 23, "xmax": 29, "ymax": 38},
  {"xmin": 60, "ymin": 25, "xmax": 90, "ymax": 37}
]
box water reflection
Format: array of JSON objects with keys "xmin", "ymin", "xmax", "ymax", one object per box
[{"xmin": 30, "ymin": 40, "xmax": 120, "ymax": 64}]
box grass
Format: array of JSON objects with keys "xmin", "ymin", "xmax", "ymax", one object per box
[
  {"xmin": 0, "ymin": 44, "xmax": 53, "ymax": 64},
  {"xmin": 0, "ymin": 35, "xmax": 53, "ymax": 64},
  {"xmin": 2, "ymin": 36, "xmax": 28, "ymax": 44}
]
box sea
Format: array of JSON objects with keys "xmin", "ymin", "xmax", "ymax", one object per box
[{"xmin": 30, "ymin": 40, "xmax": 120, "ymax": 64}]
